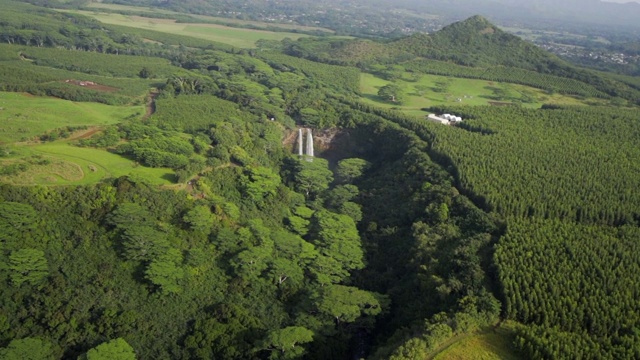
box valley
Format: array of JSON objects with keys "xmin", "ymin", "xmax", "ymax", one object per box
[{"xmin": 0, "ymin": 1, "xmax": 639, "ymax": 359}]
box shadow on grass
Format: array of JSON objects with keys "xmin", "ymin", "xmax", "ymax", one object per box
[
  {"xmin": 161, "ymin": 172, "xmax": 178, "ymax": 183},
  {"xmin": 361, "ymin": 93, "xmax": 386, "ymax": 103}
]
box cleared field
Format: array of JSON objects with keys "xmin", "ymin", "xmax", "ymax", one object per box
[
  {"xmin": 85, "ymin": 2, "xmax": 335, "ymax": 33},
  {"xmin": 0, "ymin": 92, "xmax": 143, "ymax": 143},
  {"xmin": 360, "ymin": 72, "xmax": 591, "ymax": 116},
  {"xmin": 0, "ymin": 143, "xmax": 173, "ymax": 186},
  {"xmin": 182, "ymin": 24, "xmax": 310, "ymax": 45},
  {"xmin": 430, "ymin": 324, "xmax": 521, "ymax": 360},
  {"xmin": 71, "ymin": 11, "xmax": 310, "ymax": 48}
]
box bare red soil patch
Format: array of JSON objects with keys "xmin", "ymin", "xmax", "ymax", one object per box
[
  {"xmin": 63, "ymin": 80, "xmax": 119, "ymax": 92},
  {"xmin": 68, "ymin": 127, "xmax": 102, "ymax": 140}
]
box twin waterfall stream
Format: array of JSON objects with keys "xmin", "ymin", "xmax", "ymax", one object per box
[{"xmin": 297, "ymin": 128, "xmax": 314, "ymax": 158}]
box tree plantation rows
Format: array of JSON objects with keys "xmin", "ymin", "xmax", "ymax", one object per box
[
  {"xmin": 18, "ymin": 46, "xmax": 181, "ymax": 78},
  {"xmin": 0, "ymin": 44, "xmax": 160, "ymax": 105},
  {"xmin": 426, "ymin": 105, "xmax": 640, "ymax": 226},
  {"xmin": 334, "ymin": 99, "xmax": 640, "ymax": 358},
  {"xmin": 497, "ymin": 219, "xmax": 640, "ymax": 358}
]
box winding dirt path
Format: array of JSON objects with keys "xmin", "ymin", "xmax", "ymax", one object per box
[
  {"xmin": 67, "ymin": 127, "xmax": 102, "ymax": 141},
  {"xmin": 144, "ymin": 90, "xmax": 159, "ymax": 119}
]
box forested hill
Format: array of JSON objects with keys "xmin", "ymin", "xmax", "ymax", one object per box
[
  {"xmin": 283, "ymin": 15, "xmax": 640, "ymax": 102},
  {"xmin": 391, "ymin": 15, "xmax": 563, "ymax": 70},
  {"xmin": 283, "ymin": 15, "xmax": 562, "ymax": 69}
]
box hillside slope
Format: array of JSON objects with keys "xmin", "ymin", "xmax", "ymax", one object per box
[
  {"xmin": 282, "ymin": 15, "xmax": 640, "ymax": 102},
  {"xmin": 391, "ymin": 15, "xmax": 562, "ymax": 70}
]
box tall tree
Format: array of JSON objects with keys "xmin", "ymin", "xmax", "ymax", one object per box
[
  {"xmin": 291, "ymin": 158, "xmax": 333, "ymax": 199},
  {"xmin": 145, "ymin": 248, "xmax": 184, "ymax": 295},
  {"xmin": 377, "ymin": 84, "xmax": 404, "ymax": 103},
  {"xmin": 8, "ymin": 249, "xmax": 48, "ymax": 286},
  {"xmin": 313, "ymin": 285, "xmax": 386, "ymax": 324},
  {"xmin": 0, "ymin": 202, "xmax": 37, "ymax": 240},
  {"xmin": 257, "ymin": 326, "xmax": 314, "ymax": 359},
  {"xmin": 82, "ymin": 338, "xmax": 136, "ymax": 360},
  {"xmin": 309, "ymin": 210, "xmax": 364, "ymax": 273},
  {"xmin": 334, "ymin": 158, "xmax": 371, "ymax": 184},
  {"xmin": 0, "ymin": 337, "xmax": 56, "ymax": 360}
]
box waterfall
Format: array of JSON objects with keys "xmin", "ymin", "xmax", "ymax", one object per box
[
  {"xmin": 306, "ymin": 129, "xmax": 314, "ymax": 157},
  {"xmin": 298, "ymin": 129, "xmax": 303, "ymax": 156}
]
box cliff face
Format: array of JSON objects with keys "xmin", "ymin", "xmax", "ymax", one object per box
[{"xmin": 282, "ymin": 127, "xmax": 373, "ymax": 165}]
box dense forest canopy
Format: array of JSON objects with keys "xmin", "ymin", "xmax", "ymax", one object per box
[{"xmin": 1, "ymin": 0, "xmax": 640, "ymax": 359}]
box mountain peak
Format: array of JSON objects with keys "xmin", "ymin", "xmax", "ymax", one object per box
[
  {"xmin": 466, "ymin": 14, "xmax": 491, "ymax": 24},
  {"xmin": 441, "ymin": 14, "xmax": 499, "ymax": 35},
  {"xmin": 391, "ymin": 15, "xmax": 562, "ymax": 69}
]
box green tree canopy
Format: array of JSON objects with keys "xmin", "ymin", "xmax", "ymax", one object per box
[
  {"xmin": 0, "ymin": 337, "xmax": 56, "ymax": 360},
  {"xmin": 120, "ymin": 225, "xmax": 169, "ymax": 262},
  {"xmin": 325, "ymin": 184, "xmax": 359, "ymax": 209},
  {"xmin": 145, "ymin": 248, "xmax": 184, "ymax": 295},
  {"xmin": 291, "ymin": 158, "xmax": 333, "ymax": 199},
  {"xmin": 309, "ymin": 210, "xmax": 364, "ymax": 272},
  {"xmin": 183, "ymin": 205, "xmax": 214, "ymax": 234},
  {"xmin": 241, "ymin": 166, "xmax": 282, "ymax": 202},
  {"xmin": 258, "ymin": 326, "xmax": 314, "ymax": 359},
  {"xmin": 108, "ymin": 203, "xmax": 152, "ymax": 228},
  {"xmin": 334, "ymin": 158, "xmax": 371, "ymax": 184},
  {"xmin": 0, "ymin": 202, "xmax": 37, "ymax": 240},
  {"xmin": 377, "ymin": 84, "xmax": 404, "ymax": 103},
  {"xmin": 83, "ymin": 338, "xmax": 136, "ymax": 360},
  {"xmin": 313, "ymin": 285, "xmax": 386, "ymax": 324},
  {"xmin": 8, "ymin": 248, "xmax": 48, "ymax": 286}
]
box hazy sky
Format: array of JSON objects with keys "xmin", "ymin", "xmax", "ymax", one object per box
[{"xmin": 601, "ymin": 0, "xmax": 640, "ymax": 3}]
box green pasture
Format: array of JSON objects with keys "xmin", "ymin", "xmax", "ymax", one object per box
[
  {"xmin": 85, "ymin": 2, "xmax": 335, "ymax": 33},
  {"xmin": 0, "ymin": 142, "xmax": 174, "ymax": 186},
  {"xmin": 182, "ymin": 25, "xmax": 310, "ymax": 46},
  {"xmin": 360, "ymin": 72, "xmax": 588, "ymax": 116},
  {"xmin": 71, "ymin": 11, "xmax": 310, "ymax": 48},
  {"xmin": 431, "ymin": 324, "xmax": 521, "ymax": 360},
  {"xmin": 0, "ymin": 92, "xmax": 171, "ymax": 185},
  {"xmin": 0, "ymin": 92, "xmax": 143, "ymax": 143}
]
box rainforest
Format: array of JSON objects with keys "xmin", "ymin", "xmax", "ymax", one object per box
[{"xmin": 1, "ymin": 0, "xmax": 640, "ymax": 359}]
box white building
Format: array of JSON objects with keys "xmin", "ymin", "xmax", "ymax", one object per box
[{"xmin": 426, "ymin": 113, "xmax": 463, "ymax": 125}]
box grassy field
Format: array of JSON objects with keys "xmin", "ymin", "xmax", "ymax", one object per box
[
  {"xmin": 360, "ymin": 72, "xmax": 593, "ymax": 116},
  {"xmin": 0, "ymin": 142, "xmax": 174, "ymax": 186},
  {"xmin": 0, "ymin": 92, "xmax": 173, "ymax": 185},
  {"xmin": 85, "ymin": 2, "xmax": 335, "ymax": 33},
  {"xmin": 430, "ymin": 323, "xmax": 522, "ymax": 360},
  {"xmin": 70, "ymin": 11, "xmax": 311, "ymax": 48},
  {"xmin": 0, "ymin": 92, "xmax": 143, "ymax": 143}
]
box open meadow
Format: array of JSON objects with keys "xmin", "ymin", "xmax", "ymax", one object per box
[
  {"xmin": 360, "ymin": 72, "xmax": 591, "ymax": 116},
  {"xmin": 430, "ymin": 324, "xmax": 522, "ymax": 360},
  {"xmin": 0, "ymin": 92, "xmax": 143, "ymax": 143},
  {"xmin": 0, "ymin": 92, "xmax": 173, "ymax": 185},
  {"xmin": 85, "ymin": 2, "xmax": 335, "ymax": 33},
  {"xmin": 69, "ymin": 11, "xmax": 311, "ymax": 48},
  {"xmin": 0, "ymin": 142, "xmax": 174, "ymax": 186}
]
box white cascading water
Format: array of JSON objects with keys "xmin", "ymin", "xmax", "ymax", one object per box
[
  {"xmin": 306, "ymin": 129, "xmax": 314, "ymax": 157},
  {"xmin": 298, "ymin": 128, "xmax": 303, "ymax": 156}
]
